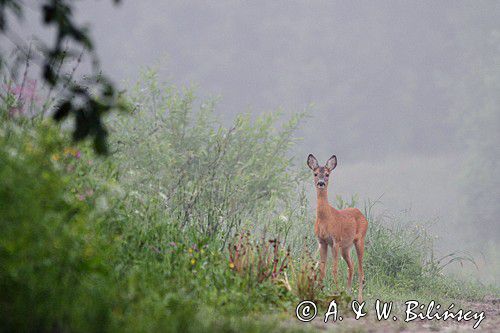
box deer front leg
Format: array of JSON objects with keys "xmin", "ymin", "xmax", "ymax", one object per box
[
  {"xmin": 318, "ymin": 240, "xmax": 328, "ymax": 284},
  {"xmin": 331, "ymin": 242, "xmax": 340, "ymax": 290},
  {"xmin": 341, "ymin": 246, "xmax": 354, "ymax": 293}
]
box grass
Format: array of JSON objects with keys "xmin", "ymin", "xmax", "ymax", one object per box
[{"xmin": 0, "ymin": 70, "xmax": 497, "ymax": 332}]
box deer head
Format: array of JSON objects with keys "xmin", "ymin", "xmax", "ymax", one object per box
[{"xmin": 307, "ymin": 154, "xmax": 337, "ymax": 190}]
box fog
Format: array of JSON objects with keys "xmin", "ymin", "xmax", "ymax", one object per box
[{"xmin": 15, "ymin": 1, "xmax": 500, "ymax": 281}]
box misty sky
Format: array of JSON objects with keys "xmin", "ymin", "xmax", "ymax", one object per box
[{"xmin": 10, "ymin": 1, "xmax": 500, "ymax": 277}]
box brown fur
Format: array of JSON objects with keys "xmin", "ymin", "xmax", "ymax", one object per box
[{"xmin": 307, "ymin": 154, "xmax": 369, "ymax": 302}]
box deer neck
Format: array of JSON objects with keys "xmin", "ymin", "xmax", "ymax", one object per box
[{"xmin": 316, "ymin": 188, "xmax": 336, "ymax": 220}]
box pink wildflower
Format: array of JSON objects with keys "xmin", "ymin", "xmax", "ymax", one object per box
[
  {"xmin": 8, "ymin": 107, "xmax": 24, "ymax": 117},
  {"xmin": 7, "ymin": 80, "xmax": 39, "ymax": 102}
]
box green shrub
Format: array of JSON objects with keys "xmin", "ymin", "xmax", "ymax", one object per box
[
  {"xmin": 0, "ymin": 120, "xmax": 113, "ymax": 332},
  {"xmin": 108, "ymin": 70, "xmax": 308, "ymax": 248}
]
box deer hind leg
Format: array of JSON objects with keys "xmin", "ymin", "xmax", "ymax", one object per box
[
  {"xmin": 354, "ymin": 238, "xmax": 365, "ymax": 302},
  {"xmin": 318, "ymin": 241, "xmax": 328, "ymax": 284},
  {"xmin": 341, "ymin": 246, "xmax": 354, "ymax": 292},
  {"xmin": 331, "ymin": 242, "xmax": 340, "ymax": 290}
]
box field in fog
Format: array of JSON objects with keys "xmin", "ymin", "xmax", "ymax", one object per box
[{"xmin": 1, "ymin": 1, "xmax": 499, "ymax": 332}]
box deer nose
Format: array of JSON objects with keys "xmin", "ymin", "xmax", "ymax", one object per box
[{"xmin": 317, "ymin": 181, "xmax": 325, "ymax": 187}]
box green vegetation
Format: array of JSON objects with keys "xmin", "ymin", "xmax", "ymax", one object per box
[
  {"xmin": 0, "ymin": 1, "xmax": 127, "ymax": 153},
  {"xmin": 0, "ymin": 72, "xmax": 494, "ymax": 332}
]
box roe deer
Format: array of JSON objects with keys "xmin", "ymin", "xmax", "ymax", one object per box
[{"xmin": 307, "ymin": 154, "xmax": 368, "ymax": 302}]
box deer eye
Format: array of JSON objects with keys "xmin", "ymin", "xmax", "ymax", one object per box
[
  {"xmin": 314, "ymin": 173, "xmax": 318, "ymax": 177},
  {"xmin": 325, "ymin": 174, "xmax": 329, "ymax": 177}
]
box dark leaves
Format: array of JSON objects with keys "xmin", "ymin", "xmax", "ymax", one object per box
[
  {"xmin": 93, "ymin": 124, "xmax": 108, "ymax": 155},
  {"xmin": 2, "ymin": 0, "xmax": 126, "ymax": 154},
  {"xmin": 42, "ymin": 4, "xmax": 55, "ymax": 23},
  {"xmin": 69, "ymin": 26, "xmax": 93, "ymax": 50},
  {"xmin": 53, "ymin": 101, "xmax": 71, "ymax": 120},
  {"xmin": 43, "ymin": 63, "xmax": 57, "ymax": 86},
  {"xmin": 73, "ymin": 108, "xmax": 90, "ymax": 141},
  {"xmin": 0, "ymin": 9, "xmax": 5, "ymax": 31},
  {"xmin": 52, "ymin": 79, "xmax": 127, "ymax": 155},
  {"xmin": 0, "ymin": 1, "xmax": 22, "ymax": 31}
]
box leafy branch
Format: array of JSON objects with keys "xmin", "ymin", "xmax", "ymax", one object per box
[{"xmin": 0, "ymin": 0, "xmax": 128, "ymax": 154}]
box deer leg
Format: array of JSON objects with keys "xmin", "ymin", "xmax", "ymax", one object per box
[
  {"xmin": 341, "ymin": 246, "xmax": 354, "ymax": 293},
  {"xmin": 318, "ymin": 241, "xmax": 328, "ymax": 285},
  {"xmin": 331, "ymin": 242, "xmax": 340, "ymax": 290},
  {"xmin": 354, "ymin": 238, "xmax": 365, "ymax": 302}
]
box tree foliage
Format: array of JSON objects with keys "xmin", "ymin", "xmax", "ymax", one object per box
[{"xmin": 0, "ymin": 0, "xmax": 127, "ymax": 154}]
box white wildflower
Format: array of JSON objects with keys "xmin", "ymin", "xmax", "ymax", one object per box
[{"xmin": 279, "ymin": 215, "xmax": 288, "ymax": 222}]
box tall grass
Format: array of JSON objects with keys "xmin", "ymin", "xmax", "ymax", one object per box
[{"xmin": 333, "ymin": 196, "xmax": 487, "ymax": 301}]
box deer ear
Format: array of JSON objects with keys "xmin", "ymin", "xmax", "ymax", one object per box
[
  {"xmin": 326, "ymin": 155, "xmax": 337, "ymax": 170},
  {"xmin": 307, "ymin": 154, "xmax": 319, "ymax": 170}
]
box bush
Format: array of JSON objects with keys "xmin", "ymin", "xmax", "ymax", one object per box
[
  {"xmin": 0, "ymin": 120, "xmax": 113, "ymax": 332},
  {"xmin": 108, "ymin": 70, "xmax": 308, "ymax": 248},
  {"xmin": 93, "ymin": 72, "xmax": 308, "ymax": 329}
]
